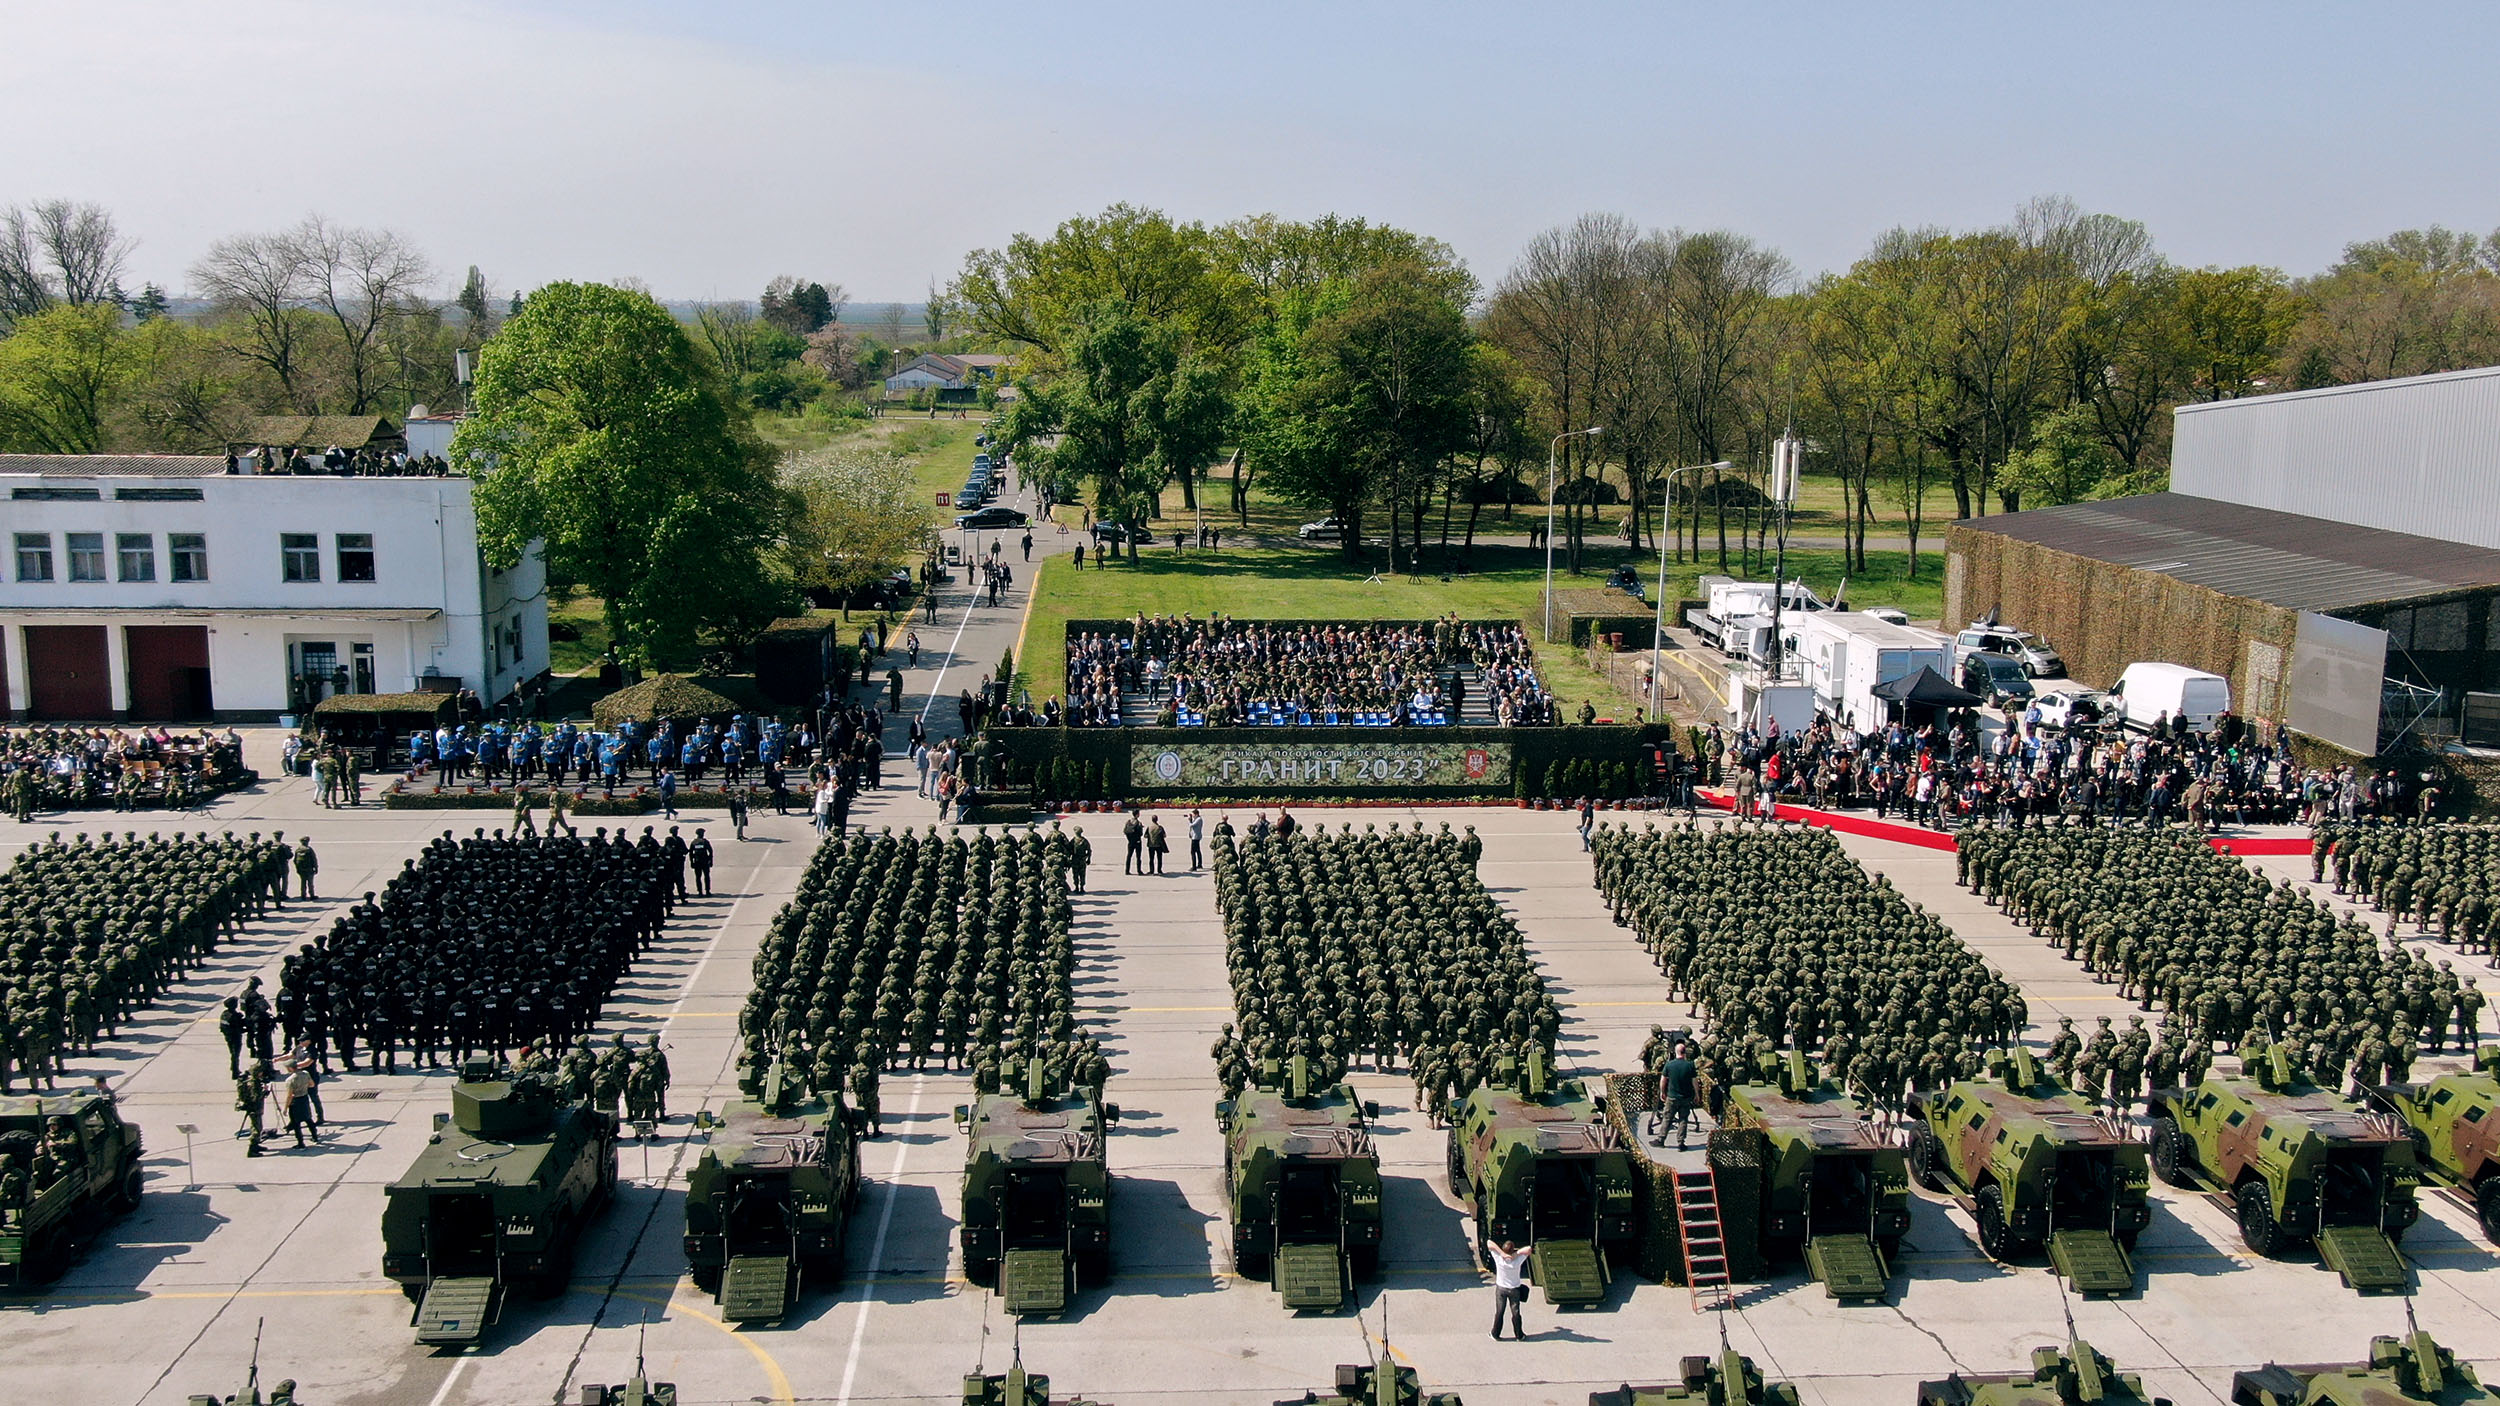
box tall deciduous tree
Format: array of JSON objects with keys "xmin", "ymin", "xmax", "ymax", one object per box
[
  {"xmin": 0, "ymin": 200, "xmax": 131, "ymax": 326},
  {"xmin": 998, "ymin": 303, "xmax": 1225, "ymax": 558},
  {"xmin": 457, "ymin": 281, "xmax": 790, "ymax": 665},
  {"xmin": 0, "ymin": 303, "xmax": 137, "ymax": 453}
]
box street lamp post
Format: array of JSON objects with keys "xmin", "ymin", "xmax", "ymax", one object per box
[
  {"xmin": 1649, "ymin": 460, "xmax": 1733, "ymax": 720},
  {"xmin": 1542, "ymin": 426, "xmax": 1604, "ymax": 642}
]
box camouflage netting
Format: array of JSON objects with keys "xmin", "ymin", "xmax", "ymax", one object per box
[
  {"xmin": 1945, "ymin": 525, "xmax": 2297, "ymax": 704},
  {"xmin": 590, "ymin": 674, "xmax": 743, "ymax": 729}
]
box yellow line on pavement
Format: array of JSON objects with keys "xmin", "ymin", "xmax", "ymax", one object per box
[{"xmin": 620, "ymin": 1288, "xmax": 795, "ymax": 1406}]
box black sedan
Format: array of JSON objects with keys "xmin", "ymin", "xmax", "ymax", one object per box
[{"xmin": 956, "ymin": 505, "xmax": 1030, "ymax": 530}]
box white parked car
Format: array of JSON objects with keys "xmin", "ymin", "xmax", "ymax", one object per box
[
  {"xmin": 2031, "ymin": 688, "xmax": 2109, "ymax": 732},
  {"xmin": 1956, "ymin": 624, "xmax": 2066, "ymax": 678},
  {"xmin": 1297, "ymin": 517, "xmax": 1348, "ymax": 541}
]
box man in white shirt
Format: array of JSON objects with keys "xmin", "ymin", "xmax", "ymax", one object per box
[{"xmin": 1488, "ymin": 1239, "xmax": 1531, "ymax": 1339}]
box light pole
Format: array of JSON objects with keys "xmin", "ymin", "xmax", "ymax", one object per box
[
  {"xmin": 1649, "ymin": 460, "xmax": 1733, "ymax": 720},
  {"xmin": 1542, "ymin": 426, "xmax": 1604, "ymax": 642}
]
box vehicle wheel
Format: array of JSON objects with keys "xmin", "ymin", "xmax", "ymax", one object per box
[
  {"xmin": 1473, "ymin": 1203, "xmax": 1492, "ymax": 1270},
  {"xmin": 2477, "ymin": 1180, "xmax": 2500, "ymax": 1245},
  {"xmin": 1446, "ymin": 1128, "xmax": 1470, "ymax": 1202},
  {"xmin": 1974, "ymin": 1183, "xmax": 2012, "ymax": 1261},
  {"xmin": 691, "ymin": 1263, "xmax": 722, "ymax": 1295},
  {"xmin": 402, "ymin": 1281, "xmax": 425, "ymax": 1303},
  {"xmin": 114, "ymin": 1165, "xmax": 144, "ymax": 1214},
  {"xmin": 1236, "ymin": 1248, "xmax": 1269, "ymax": 1281},
  {"xmin": 1351, "ymin": 1245, "xmax": 1379, "ymax": 1281},
  {"xmin": 2236, "ymin": 1181, "xmax": 2283, "ymax": 1258},
  {"xmin": 966, "ymin": 1255, "xmax": 998, "ymax": 1288},
  {"xmin": 1909, "ymin": 1127, "xmax": 1947, "ymax": 1192},
  {"xmin": 1079, "ymin": 1246, "xmax": 1110, "ymax": 1285},
  {"xmin": 2149, "ymin": 1116, "xmax": 2190, "ymax": 1187},
  {"xmin": 1877, "ymin": 1232, "xmax": 1904, "ymax": 1262}
]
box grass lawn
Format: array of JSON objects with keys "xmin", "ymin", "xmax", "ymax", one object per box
[
  {"xmin": 548, "ymin": 588, "xmax": 614, "ymax": 675},
  {"xmin": 1013, "ymin": 540, "xmax": 1949, "ymax": 721}
]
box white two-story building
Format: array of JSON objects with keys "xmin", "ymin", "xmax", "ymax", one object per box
[{"xmin": 1, "ymin": 455, "xmax": 548, "ymax": 721}]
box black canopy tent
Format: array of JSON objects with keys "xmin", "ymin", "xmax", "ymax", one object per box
[{"xmin": 1870, "ymin": 666, "xmax": 1983, "ymax": 726}]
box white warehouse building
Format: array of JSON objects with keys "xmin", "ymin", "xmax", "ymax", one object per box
[{"xmin": 1, "ymin": 455, "xmax": 547, "ymax": 721}]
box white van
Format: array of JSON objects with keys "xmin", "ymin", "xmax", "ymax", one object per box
[{"xmin": 2106, "ymin": 662, "xmax": 2231, "ymax": 734}]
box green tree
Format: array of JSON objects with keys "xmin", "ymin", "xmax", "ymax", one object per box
[
  {"xmin": 2174, "ymin": 265, "xmax": 2297, "ymax": 401},
  {"xmin": 782, "ymin": 445, "xmax": 930, "ymax": 609},
  {"xmin": 1000, "ymin": 303, "xmax": 1225, "ymax": 558},
  {"xmin": 1285, "ymin": 261, "xmax": 1476, "ymax": 568},
  {"xmin": 2000, "ymin": 403, "xmax": 2124, "ymax": 507},
  {"xmin": 0, "ymin": 302, "xmax": 137, "ymax": 453},
  {"xmin": 456, "ymin": 281, "xmax": 790, "ymax": 666},
  {"xmin": 948, "ymin": 203, "xmax": 1258, "ymax": 358}
]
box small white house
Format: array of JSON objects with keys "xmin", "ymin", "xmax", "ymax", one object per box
[{"xmin": 0, "ymin": 455, "xmax": 547, "ymax": 721}]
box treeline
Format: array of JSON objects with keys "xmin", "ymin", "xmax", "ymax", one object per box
[
  {"xmin": 0, "ymin": 199, "xmax": 941, "ymax": 456},
  {"xmin": 951, "ymin": 200, "xmax": 2500, "ymax": 576}
]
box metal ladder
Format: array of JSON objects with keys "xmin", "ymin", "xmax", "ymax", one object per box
[{"xmin": 1673, "ymin": 1167, "xmax": 1733, "ymax": 1313}]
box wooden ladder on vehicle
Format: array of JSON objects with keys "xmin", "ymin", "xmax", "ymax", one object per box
[{"xmin": 1673, "ymin": 1166, "xmax": 1734, "ymax": 1313}]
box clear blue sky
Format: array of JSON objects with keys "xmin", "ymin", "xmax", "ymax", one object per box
[{"xmin": 14, "ymin": 0, "xmax": 2498, "ymax": 302}]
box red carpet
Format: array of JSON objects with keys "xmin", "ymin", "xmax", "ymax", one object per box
[{"xmin": 1694, "ymin": 790, "xmax": 2311, "ymax": 856}]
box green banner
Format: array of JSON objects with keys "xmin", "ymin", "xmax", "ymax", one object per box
[{"xmin": 1130, "ymin": 740, "xmax": 1514, "ymax": 791}]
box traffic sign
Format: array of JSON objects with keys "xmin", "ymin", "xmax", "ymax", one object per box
[{"xmin": 936, "ymin": 491, "xmax": 951, "ymax": 507}]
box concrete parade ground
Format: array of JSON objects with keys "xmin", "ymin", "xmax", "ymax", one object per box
[{"xmin": 8, "ymin": 521, "xmax": 2500, "ymax": 1406}]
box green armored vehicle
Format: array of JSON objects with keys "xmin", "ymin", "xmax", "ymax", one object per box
[
  {"xmin": 1274, "ymin": 1346, "xmax": 1462, "ymax": 1406},
  {"xmin": 962, "ymin": 1348, "xmax": 1111, "ymax": 1406},
  {"xmin": 1446, "ymin": 1048, "xmax": 1638, "ymax": 1306},
  {"xmin": 2372, "ymin": 1046, "xmax": 2500, "ymax": 1242},
  {"xmin": 381, "ymin": 1057, "xmax": 619, "ymax": 1345},
  {"xmin": 2146, "ymin": 1044, "xmax": 2417, "ymax": 1290},
  {"xmin": 1219, "ymin": 1054, "xmax": 1383, "ymax": 1311},
  {"xmin": 954, "ymin": 1061, "xmax": 1117, "ymax": 1316},
  {"xmin": 1716, "ymin": 1052, "xmax": 1910, "ymax": 1300},
  {"xmin": 1906, "ymin": 1049, "xmax": 2150, "ymax": 1294},
  {"xmin": 683, "ymin": 1061, "xmax": 863, "ymax": 1322},
  {"xmin": 1591, "ymin": 1344, "xmax": 1800, "ymax": 1406},
  {"xmin": 186, "ymin": 1323, "xmax": 296, "ymax": 1406},
  {"xmin": 0, "ymin": 1088, "xmax": 143, "ymax": 1286},
  {"xmin": 1918, "ymin": 1336, "xmax": 2171, "ymax": 1406},
  {"xmin": 2230, "ymin": 1327, "xmax": 2500, "ymax": 1406}
]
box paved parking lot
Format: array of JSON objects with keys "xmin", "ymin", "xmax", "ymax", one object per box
[{"xmin": 5, "ymin": 766, "xmax": 2498, "ymax": 1406}]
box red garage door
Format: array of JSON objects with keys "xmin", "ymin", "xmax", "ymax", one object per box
[
  {"xmin": 24, "ymin": 625, "xmax": 110, "ymax": 720},
  {"xmin": 125, "ymin": 625, "xmax": 212, "ymax": 720}
]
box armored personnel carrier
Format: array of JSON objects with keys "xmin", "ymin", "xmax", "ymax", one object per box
[
  {"xmin": 683, "ymin": 1061, "xmax": 863, "ymax": 1322},
  {"xmin": 0, "ymin": 1088, "xmax": 143, "ymax": 1286},
  {"xmin": 1917, "ymin": 1335, "xmax": 2171, "ymax": 1406},
  {"xmin": 962, "ymin": 1348, "xmax": 1112, "ymax": 1406},
  {"xmin": 2372, "ymin": 1046, "xmax": 2500, "ymax": 1242},
  {"xmin": 2146, "ymin": 1044, "xmax": 2417, "ymax": 1290},
  {"xmin": 185, "ymin": 1322, "xmax": 296, "ymax": 1406},
  {"xmin": 1590, "ymin": 1343, "xmax": 1801, "ymax": 1406},
  {"xmin": 1906, "ymin": 1048, "xmax": 2150, "ymax": 1294},
  {"xmin": 953, "ymin": 1060, "xmax": 1117, "ymax": 1315},
  {"xmin": 1218, "ymin": 1054, "xmax": 1382, "ymax": 1311},
  {"xmin": 1274, "ymin": 1346, "xmax": 1463, "ymax": 1406},
  {"xmin": 381, "ymin": 1057, "xmax": 619, "ymax": 1345},
  {"xmin": 1446, "ymin": 1048, "xmax": 1638, "ymax": 1306},
  {"xmin": 2230, "ymin": 1325, "xmax": 2500, "ymax": 1406},
  {"xmin": 1715, "ymin": 1052, "xmax": 1909, "ymax": 1299}
]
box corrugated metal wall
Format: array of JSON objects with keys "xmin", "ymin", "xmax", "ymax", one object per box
[{"xmin": 2172, "ymin": 367, "xmax": 2500, "ymax": 550}]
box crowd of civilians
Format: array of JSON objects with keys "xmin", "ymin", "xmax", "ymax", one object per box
[
  {"xmin": 1049, "ymin": 614, "xmax": 1556, "ymax": 728},
  {"xmin": 1, "ymin": 725, "xmax": 249, "ymax": 814}
]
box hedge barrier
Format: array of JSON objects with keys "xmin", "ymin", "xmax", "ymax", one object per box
[{"xmin": 984, "ymin": 722, "xmax": 1681, "ymax": 803}]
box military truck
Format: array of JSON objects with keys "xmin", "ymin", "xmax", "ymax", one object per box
[
  {"xmin": 1715, "ymin": 1052, "xmax": 1910, "ymax": 1299},
  {"xmin": 2146, "ymin": 1044, "xmax": 2418, "ymax": 1290},
  {"xmin": 1446, "ymin": 1048, "xmax": 1638, "ymax": 1306},
  {"xmin": 1591, "ymin": 1344, "xmax": 1800, "ymax": 1406},
  {"xmin": 2230, "ymin": 1325, "xmax": 2500, "ymax": 1406},
  {"xmin": 954, "ymin": 1061, "xmax": 1117, "ymax": 1315},
  {"xmin": 1274, "ymin": 1346, "xmax": 1463, "ymax": 1406},
  {"xmin": 0, "ymin": 1088, "xmax": 144, "ymax": 1286},
  {"xmin": 381, "ymin": 1057, "xmax": 619, "ymax": 1345},
  {"xmin": 1917, "ymin": 1336, "xmax": 2171, "ymax": 1406},
  {"xmin": 2372, "ymin": 1045, "xmax": 2500, "ymax": 1242},
  {"xmin": 683, "ymin": 1061, "xmax": 863, "ymax": 1321},
  {"xmin": 1218, "ymin": 1054, "xmax": 1383, "ymax": 1310},
  {"xmin": 1906, "ymin": 1049, "xmax": 2151, "ymax": 1294}
]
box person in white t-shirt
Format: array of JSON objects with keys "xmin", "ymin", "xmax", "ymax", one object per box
[{"xmin": 1488, "ymin": 1239, "xmax": 1531, "ymax": 1339}]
